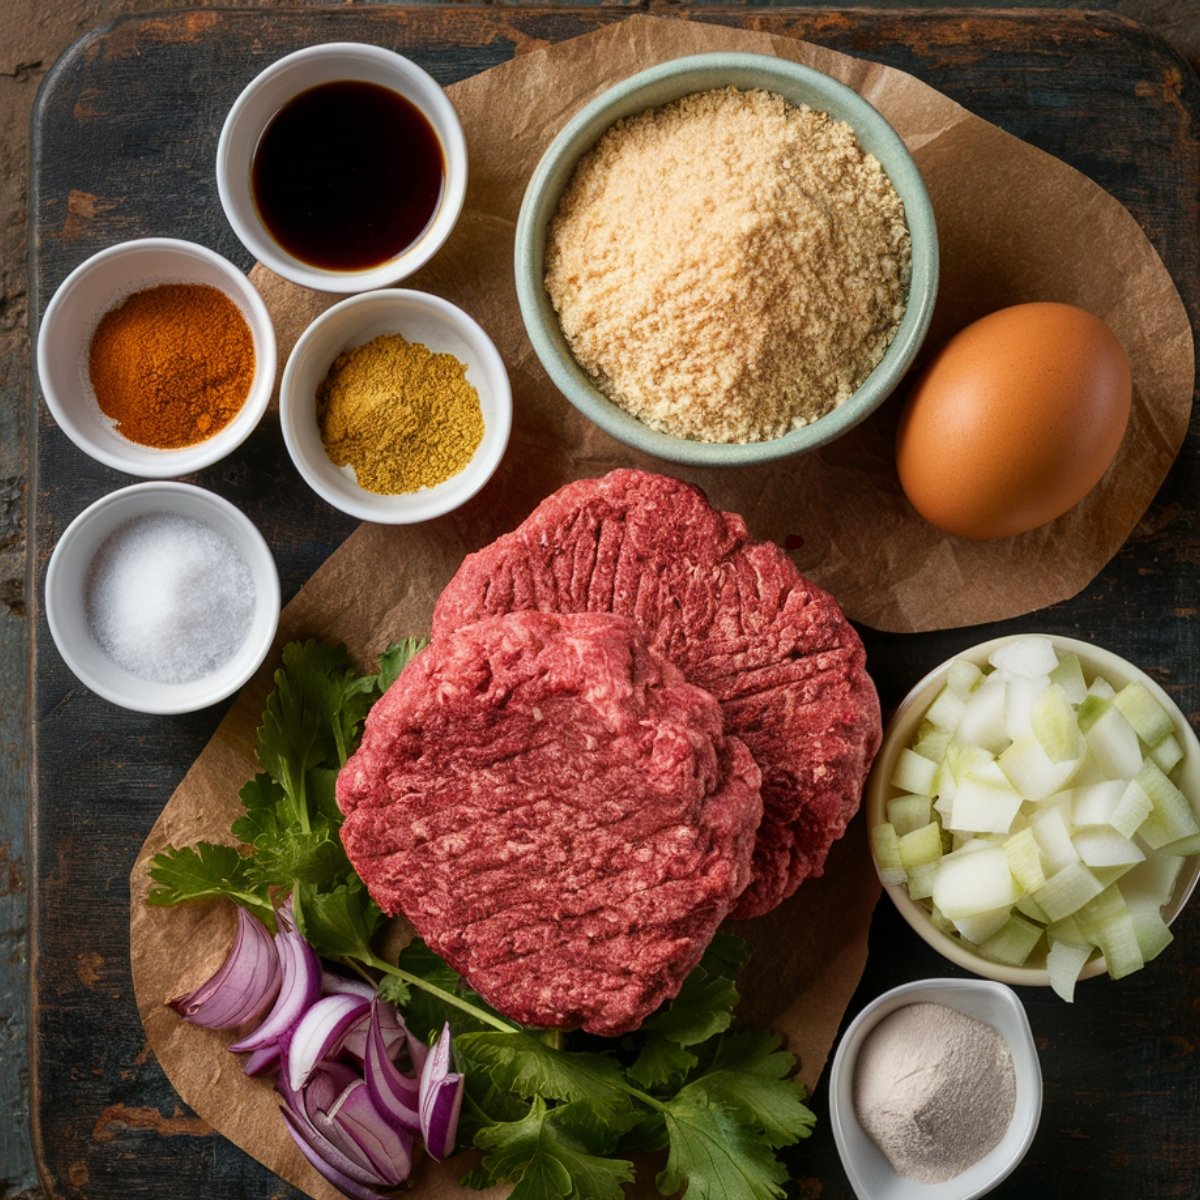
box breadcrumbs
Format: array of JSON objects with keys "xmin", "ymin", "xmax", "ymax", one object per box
[{"xmin": 545, "ymin": 87, "xmax": 911, "ymax": 444}]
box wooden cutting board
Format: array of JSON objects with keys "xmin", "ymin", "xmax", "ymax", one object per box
[{"xmin": 28, "ymin": 8, "xmax": 1200, "ymax": 1199}]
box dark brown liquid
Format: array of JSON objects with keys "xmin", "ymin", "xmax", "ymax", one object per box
[{"xmin": 251, "ymin": 80, "xmax": 445, "ymax": 272}]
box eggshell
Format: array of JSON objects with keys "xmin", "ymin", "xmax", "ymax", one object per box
[{"xmin": 895, "ymin": 302, "xmax": 1132, "ymax": 540}]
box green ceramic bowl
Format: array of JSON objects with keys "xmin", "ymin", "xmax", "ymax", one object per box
[{"xmin": 514, "ymin": 52, "xmax": 939, "ymax": 467}]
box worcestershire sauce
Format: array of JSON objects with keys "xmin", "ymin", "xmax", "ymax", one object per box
[{"xmin": 252, "ymin": 80, "xmax": 444, "ymax": 271}]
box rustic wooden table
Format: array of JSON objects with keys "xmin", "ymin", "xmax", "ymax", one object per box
[{"xmin": 25, "ymin": 6, "xmax": 1200, "ymax": 1199}]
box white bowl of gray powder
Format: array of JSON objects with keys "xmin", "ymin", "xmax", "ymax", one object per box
[
  {"xmin": 44, "ymin": 482, "xmax": 280, "ymax": 714},
  {"xmin": 829, "ymin": 978, "xmax": 1042, "ymax": 1200},
  {"xmin": 515, "ymin": 52, "xmax": 938, "ymax": 465}
]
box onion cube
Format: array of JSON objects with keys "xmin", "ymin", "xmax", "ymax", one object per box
[
  {"xmin": 957, "ymin": 681, "xmax": 1009, "ymax": 754},
  {"xmin": 1073, "ymin": 828, "xmax": 1145, "ymax": 868},
  {"xmin": 953, "ymin": 907, "xmax": 1012, "ymax": 945},
  {"xmin": 890, "ymin": 748, "xmax": 938, "ymax": 797},
  {"xmin": 1150, "ymin": 734, "xmax": 1184, "ymax": 775},
  {"xmin": 898, "ymin": 821, "xmax": 943, "ymax": 871},
  {"xmin": 933, "ymin": 845, "xmax": 1018, "ymax": 918},
  {"xmin": 948, "ymin": 658, "xmax": 984, "ymax": 699},
  {"xmin": 1049, "ymin": 652, "xmax": 1088, "ymax": 705},
  {"xmin": 1084, "ymin": 705, "xmax": 1144, "ymax": 781},
  {"xmin": 1136, "ymin": 760, "xmax": 1200, "ymax": 849},
  {"xmin": 1031, "ymin": 807, "xmax": 1080, "ymax": 874},
  {"xmin": 888, "ymin": 794, "xmax": 933, "ymax": 837},
  {"xmin": 1033, "ymin": 683, "xmax": 1085, "ymax": 762},
  {"xmin": 926, "ymin": 685, "xmax": 966, "ymax": 731},
  {"xmin": 1047, "ymin": 937, "xmax": 1094, "ymax": 1002},
  {"xmin": 1003, "ymin": 826, "xmax": 1046, "ymax": 893},
  {"xmin": 999, "ymin": 735, "xmax": 1079, "ymax": 802},
  {"xmin": 988, "ymin": 636, "xmax": 1059, "ymax": 679},
  {"xmin": 1112, "ymin": 682, "xmax": 1174, "ymax": 748},
  {"xmin": 946, "ymin": 775, "xmax": 1023, "ymax": 834},
  {"xmin": 1034, "ymin": 861, "xmax": 1104, "ymax": 922},
  {"xmin": 979, "ymin": 913, "xmax": 1044, "ymax": 966}
]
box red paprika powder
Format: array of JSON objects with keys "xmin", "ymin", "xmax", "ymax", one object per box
[{"xmin": 88, "ymin": 282, "xmax": 255, "ymax": 449}]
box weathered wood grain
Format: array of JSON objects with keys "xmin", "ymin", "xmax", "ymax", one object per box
[{"xmin": 28, "ymin": 8, "xmax": 1200, "ymax": 1199}]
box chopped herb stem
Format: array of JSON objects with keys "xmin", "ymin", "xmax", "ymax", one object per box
[{"xmin": 367, "ymin": 954, "xmax": 518, "ymax": 1033}]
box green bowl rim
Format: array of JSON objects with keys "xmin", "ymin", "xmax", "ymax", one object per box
[{"xmin": 514, "ymin": 51, "xmax": 939, "ymax": 467}]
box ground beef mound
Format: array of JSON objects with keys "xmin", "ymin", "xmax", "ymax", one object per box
[
  {"xmin": 433, "ymin": 469, "xmax": 881, "ymax": 919},
  {"xmin": 338, "ymin": 609, "xmax": 762, "ymax": 1036}
]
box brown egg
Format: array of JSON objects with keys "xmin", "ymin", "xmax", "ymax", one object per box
[{"xmin": 895, "ymin": 302, "xmax": 1132, "ymax": 540}]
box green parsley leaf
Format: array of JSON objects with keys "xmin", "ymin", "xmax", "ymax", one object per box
[
  {"xmin": 627, "ymin": 933, "xmax": 748, "ymax": 1090},
  {"xmin": 291, "ymin": 876, "xmax": 383, "ymax": 963},
  {"xmin": 458, "ymin": 1031, "xmax": 634, "ymax": 1126},
  {"xmin": 231, "ymin": 773, "xmax": 287, "ymax": 847},
  {"xmin": 377, "ymin": 637, "xmax": 430, "ymax": 691},
  {"xmin": 643, "ymin": 933, "xmax": 747, "ymax": 1047},
  {"xmin": 657, "ymin": 1090, "xmax": 790, "ymax": 1200},
  {"xmin": 245, "ymin": 824, "xmax": 348, "ymax": 889},
  {"xmin": 376, "ymin": 973, "xmax": 411, "ymax": 1008},
  {"xmin": 146, "ymin": 843, "xmax": 273, "ymax": 926},
  {"xmin": 470, "ymin": 1097, "xmax": 634, "ymax": 1200},
  {"xmin": 695, "ymin": 1031, "xmax": 815, "ymax": 1148},
  {"xmin": 255, "ymin": 641, "xmax": 376, "ymax": 833},
  {"xmin": 627, "ymin": 1034, "xmax": 699, "ymax": 1091}
]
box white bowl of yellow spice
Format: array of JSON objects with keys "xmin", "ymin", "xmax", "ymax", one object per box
[
  {"xmin": 280, "ymin": 289, "xmax": 511, "ymax": 524},
  {"xmin": 37, "ymin": 237, "xmax": 276, "ymax": 477}
]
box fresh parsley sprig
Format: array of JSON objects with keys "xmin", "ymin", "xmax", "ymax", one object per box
[{"xmin": 147, "ymin": 638, "xmax": 817, "ymax": 1197}]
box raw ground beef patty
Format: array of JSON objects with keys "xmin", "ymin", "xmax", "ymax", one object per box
[
  {"xmin": 338, "ymin": 609, "xmax": 762, "ymax": 1035},
  {"xmin": 433, "ymin": 469, "xmax": 882, "ymax": 920}
]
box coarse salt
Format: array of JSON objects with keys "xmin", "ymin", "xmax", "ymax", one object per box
[{"xmin": 85, "ymin": 512, "xmax": 255, "ymax": 685}]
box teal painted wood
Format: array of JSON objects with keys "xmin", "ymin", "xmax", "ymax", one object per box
[{"xmin": 26, "ymin": 8, "xmax": 1200, "ymax": 1199}]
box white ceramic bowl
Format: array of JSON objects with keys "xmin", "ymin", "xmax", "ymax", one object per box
[
  {"xmin": 36, "ymin": 238, "xmax": 277, "ymax": 478},
  {"xmin": 217, "ymin": 42, "xmax": 467, "ymax": 292},
  {"xmin": 280, "ymin": 288, "xmax": 511, "ymax": 523},
  {"xmin": 867, "ymin": 634, "xmax": 1200, "ymax": 985},
  {"xmin": 830, "ymin": 978, "xmax": 1042, "ymax": 1200},
  {"xmin": 44, "ymin": 482, "xmax": 280, "ymax": 714}
]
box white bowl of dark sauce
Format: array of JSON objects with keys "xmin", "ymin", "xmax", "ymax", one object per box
[{"xmin": 217, "ymin": 43, "xmax": 467, "ymax": 293}]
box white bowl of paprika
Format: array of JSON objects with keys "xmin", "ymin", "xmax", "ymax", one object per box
[
  {"xmin": 37, "ymin": 237, "xmax": 277, "ymax": 478},
  {"xmin": 279, "ymin": 288, "xmax": 511, "ymax": 524}
]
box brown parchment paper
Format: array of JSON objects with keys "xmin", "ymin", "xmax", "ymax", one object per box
[{"xmin": 131, "ymin": 15, "xmax": 1192, "ymax": 1198}]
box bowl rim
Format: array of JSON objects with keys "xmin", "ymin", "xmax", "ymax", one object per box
[
  {"xmin": 215, "ymin": 41, "xmax": 468, "ymax": 294},
  {"xmin": 278, "ymin": 287, "xmax": 513, "ymax": 524},
  {"xmin": 44, "ymin": 481, "xmax": 281, "ymax": 714},
  {"xmin": 514, "ymin": 50, "xmax": 939, "ymax": 467},
  {"xmin": 829, "ymin": 977, "xmax": 1042, "ymax": 1200},
  {"xmin": 866, "ymin": 632, "xmax": 1200, "ymax": 987},
  {"xmin": 36, "ymin": 236, "xmax": 277, "ymax": 478}
]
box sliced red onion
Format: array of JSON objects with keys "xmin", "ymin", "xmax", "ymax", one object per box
[
  {"xmin": 169, "ymin": 906, "xmax": 281, "ymax": 1030},
  {"xmin": 418, "ymin": 1022, "xmax": 464, "ymax": 1162},
  {"xmin": 342, "ymin": 998, "xmax": 405, "ymax": 1063},
  {"xmin": 280, "ymin": 1062, "xmax": 386, "ymax": 1188},
  {"xmin": 326, "ymin": 1078, "xmax": 414, "ymax": 1186},
  {"xmin": 286, "ymin": 993, "xmax": 372, "ymax": 1093},
  {"xmin": 242, "ymin": 1042, "xmax": 282, "ymax": 1077},
  {"xmin": 321, "ymin": 970, "xmax": 376, "ymax": 1000},
  {"xmin": 363, "ymin": 999, "xmax": 420, "ymax": 1133},
  {"xmin": 228, "ymin": 907, "xmax": 321, "ymax": 1054},
  {"xmin": 281, "ymin": 1108, "xmax": 392, "ymax": 1200}
]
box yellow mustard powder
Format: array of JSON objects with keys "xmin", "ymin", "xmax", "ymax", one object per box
[
  {"xmin": 317, "ymin": 333, "xmax": 484, "ymax": 494},
  {"xmin": 545, "ymin": 87, "xmax": 912, "ymax": 444}
]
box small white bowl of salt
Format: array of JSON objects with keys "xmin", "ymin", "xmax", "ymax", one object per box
[
  {"xmin": 45, "ymin": 482, "xmax": 279, "ymax": 714},
  {"xmin": 829, "ymin": 978, "xmax": 1042, "ymax": 1200}
]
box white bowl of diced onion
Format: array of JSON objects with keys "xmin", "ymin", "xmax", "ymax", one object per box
[{"xmin": 866, "ymin": 635, "xmax": 1200, "ymax": 999}]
